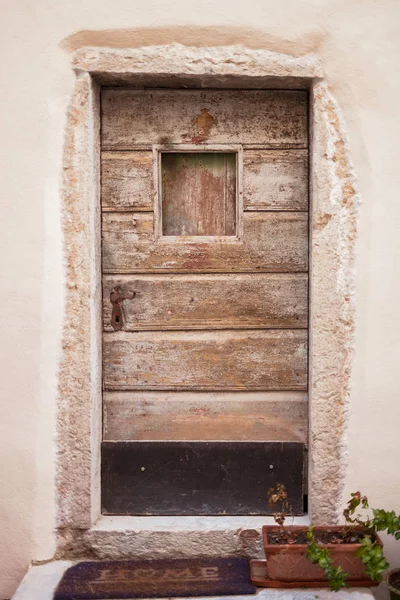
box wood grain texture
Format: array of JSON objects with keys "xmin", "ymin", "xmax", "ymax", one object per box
[
  {"xmin": 102, "ymin": 273, "xmax": 308, "ymax": 330},
  {"xmin": 102, "ymin": 212, "xmax": 308, "ymax": 273},
  {"xmin": 103, "ymin": 391, "xmax": 308, "ymax": 442},
  {"xmin": 244, "ymin": 150, "xmax": 308, "ymax": 211},
  {"xmin": 101, "ymin": 151, "xmax": 154, "ymax": 211},
  {"xmin": 103, "ymin": 329, "xmax": 308, "ymax": 391},
  {"xmin": 101, "ymin": 90, "xmax": 308, "ymax": 148},
  {"xmin": 101, "ymin": 441, "xmax": 305, "ymax": 515},
  {"xmin": 162, "ymin": 153, "xmax": 236, "ymax": 236}
]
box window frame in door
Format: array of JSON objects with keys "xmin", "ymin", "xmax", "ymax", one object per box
[{"xmin": 153, "ymin": 143, "xmax": 244, "ymax": 243}]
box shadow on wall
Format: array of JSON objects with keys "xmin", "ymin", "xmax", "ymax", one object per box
[{"xmin": 61, "ymin": 25, "xmax": 325, "ymax": 56}]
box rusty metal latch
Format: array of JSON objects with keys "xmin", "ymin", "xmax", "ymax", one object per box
[{"xmin": 110, "ymin": 286, "xmax": 136, "ymax": 331}]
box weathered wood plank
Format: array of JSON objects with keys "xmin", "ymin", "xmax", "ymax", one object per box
[
  {"xmin": 103, "ymin": 391, "xmax": 308, "ymax": 442},
  {"xmin": 102, "ymin": 273, "xmax": 308, "ymax": 331},
  {"xmin": 101, "ymin": 151, "xmax": 154, "ymax": 211},
  {"xmin": 102, "ymin": 212, "xmax": 308, "ymax": 273},
  {"xmin": 103, "ymin": 329, "xmax": 308, "ymax": 391},
  {"xmin": 101, "ymin": 90, "xmax": 308, "ymax": 148},
  {"xmin": 101, "ymin": 441, "xmax": 305, "ymax": 515},
  {"xmin": 244, "ymin": 150, "xmax": 308, "ymax": 211},
  {"xmin": 162, "ymin": 153, "xmax": 236, "ymax": 236}
]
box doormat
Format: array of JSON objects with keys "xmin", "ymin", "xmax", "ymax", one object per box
[{"xmin": 54, "ymin": 557, "xmax": 257, "ymax": 599}]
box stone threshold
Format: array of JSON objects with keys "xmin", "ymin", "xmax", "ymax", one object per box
[
  {"xmin": 57, "ymin": 516, "xmax": 310, "ymax": 560},
  {"xmin": 12, "ymin": 560, "xmax": 376, "ymax": 600},
  {"xmin": 93, "ymin": 515, "xmax": 310, "ymax": 531}
]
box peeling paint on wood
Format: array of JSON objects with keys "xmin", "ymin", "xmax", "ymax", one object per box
[
  {"xmin": 101, "ymin": 151, "xmax": 154, "ymax": 211},
  {"xmin": 101, "ymin": 89, "xmax": 308, "ymax": 148},
  {"xmin": 103, "ymin": 329, "xmax": 308, "ymax": 391},
  {"xmin": 193, "ymin": 108, "xmax": 218, "ymax": 142},
  {"xmin": 103, "ymin": 391, "xmax": 308, "ymax": 442},
  {"xmin": 244, "ymin": 149, "xmax": 308, "ymax": 211},
  {"xmin": 102, "ymin": 211, "xmax": 308, "ymax": 273},
  {"xmin": 162, "ymin": 153, "xmax": 236, "ymax": 236},
  {"xmin": 102, "ymin": 273, "xmax": 308, "ymax": 330}
]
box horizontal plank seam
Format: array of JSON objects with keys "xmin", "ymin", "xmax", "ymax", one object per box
[
  {"xmin": 101, "ymin": 209, "xmax": 310, "ymax": 215},
  {"xmin": 103, "ymin": 329, "xmax": 308, "ymax": 333},
  {"xmin": 101, "ymin": 207, "xmax": 154, "ymax": 212},
  {"xmin": 102, "ymin": 327, "xmax": 309, "ymax": 333},
  {"xmin": 103, "ymin": 384, "xmax": 308, "ymax": 393},
  {"xmin": 102, "ymin": 87, "xmax": 309, "ymax": 92},
  {"xmin": 104, "ymin": 398, "xmax": 308, "ymax": 403},
  {"xmin": 102, "ymin": 437, "xmax": 305, "ymax": 442},
  {"xmin": 104, "ymin": 394, "xmax": 308, "ymax": 399},
  {"xmin": 103, "ymin": 439, "xmax": 309, "ymax": 442},
  {"xmin": 102, "ymin": 272, "xmax": 309, "ymax": 277},
  {"xmin": 101, "ymin": 145, "xmax": 309, "ymax": 151},
  {"xmin": 103, "ymin": 387, "xmax": 309, "ymax": 392},
  {"xmin": 103, "ymin": 331, "xmax": 308, "ymax": 334},
  {"xmin": 102, "ymin": 270, "xmax": 310, "ymax": 275},
  {"xmin": 242, "ymin": 209, "xmax": 309, "ymax": 213}
]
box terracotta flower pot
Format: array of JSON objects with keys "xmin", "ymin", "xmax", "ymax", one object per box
[
  {"xmin": 387, "ymin": 569, "xmax": 400, "ymax": 600},
  {"xmin": 263, "ymin": 525, "xmax": 381, "ymax": 584}
]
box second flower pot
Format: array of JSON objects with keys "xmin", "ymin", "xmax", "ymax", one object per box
[
  {"xmin": 387, "ymin": 569, "xmax": 400, "ymax": 600},
  {"xmin": 263, "ymin": 525, "xmax": 381, "ymax": 585}
]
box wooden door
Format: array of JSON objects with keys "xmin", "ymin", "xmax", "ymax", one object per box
[{"xmin": 101, "ymin": 90, "xmax": 308, "ymax": 515}]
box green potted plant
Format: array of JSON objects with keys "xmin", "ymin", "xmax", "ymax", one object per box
[{"xmin": 261, "ymin": 485, "xmax": 400, "ymax": 591}]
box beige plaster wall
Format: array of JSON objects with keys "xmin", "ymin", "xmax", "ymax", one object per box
[{"xmin": 1, "ymin": 0, "xmax": 400, "ymax": 597}]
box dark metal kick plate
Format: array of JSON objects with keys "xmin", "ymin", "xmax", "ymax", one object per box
[{"xmin": 101, "ymin": 441, "xmax": 304, "ymax": 516}]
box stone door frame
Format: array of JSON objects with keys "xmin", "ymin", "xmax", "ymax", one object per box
[{"xmin": 56, "ymin": 45, "xmax": 358, "ymax": 557}]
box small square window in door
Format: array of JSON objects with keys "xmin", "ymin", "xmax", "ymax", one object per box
[{"xmin": 161, "ymin": 153, "xmax": 237, "ymax": 236}]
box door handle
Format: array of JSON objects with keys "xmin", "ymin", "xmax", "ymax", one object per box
[{"xmin": 110, "ymin": 286, "xmax": 137, "ymax": 331}]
